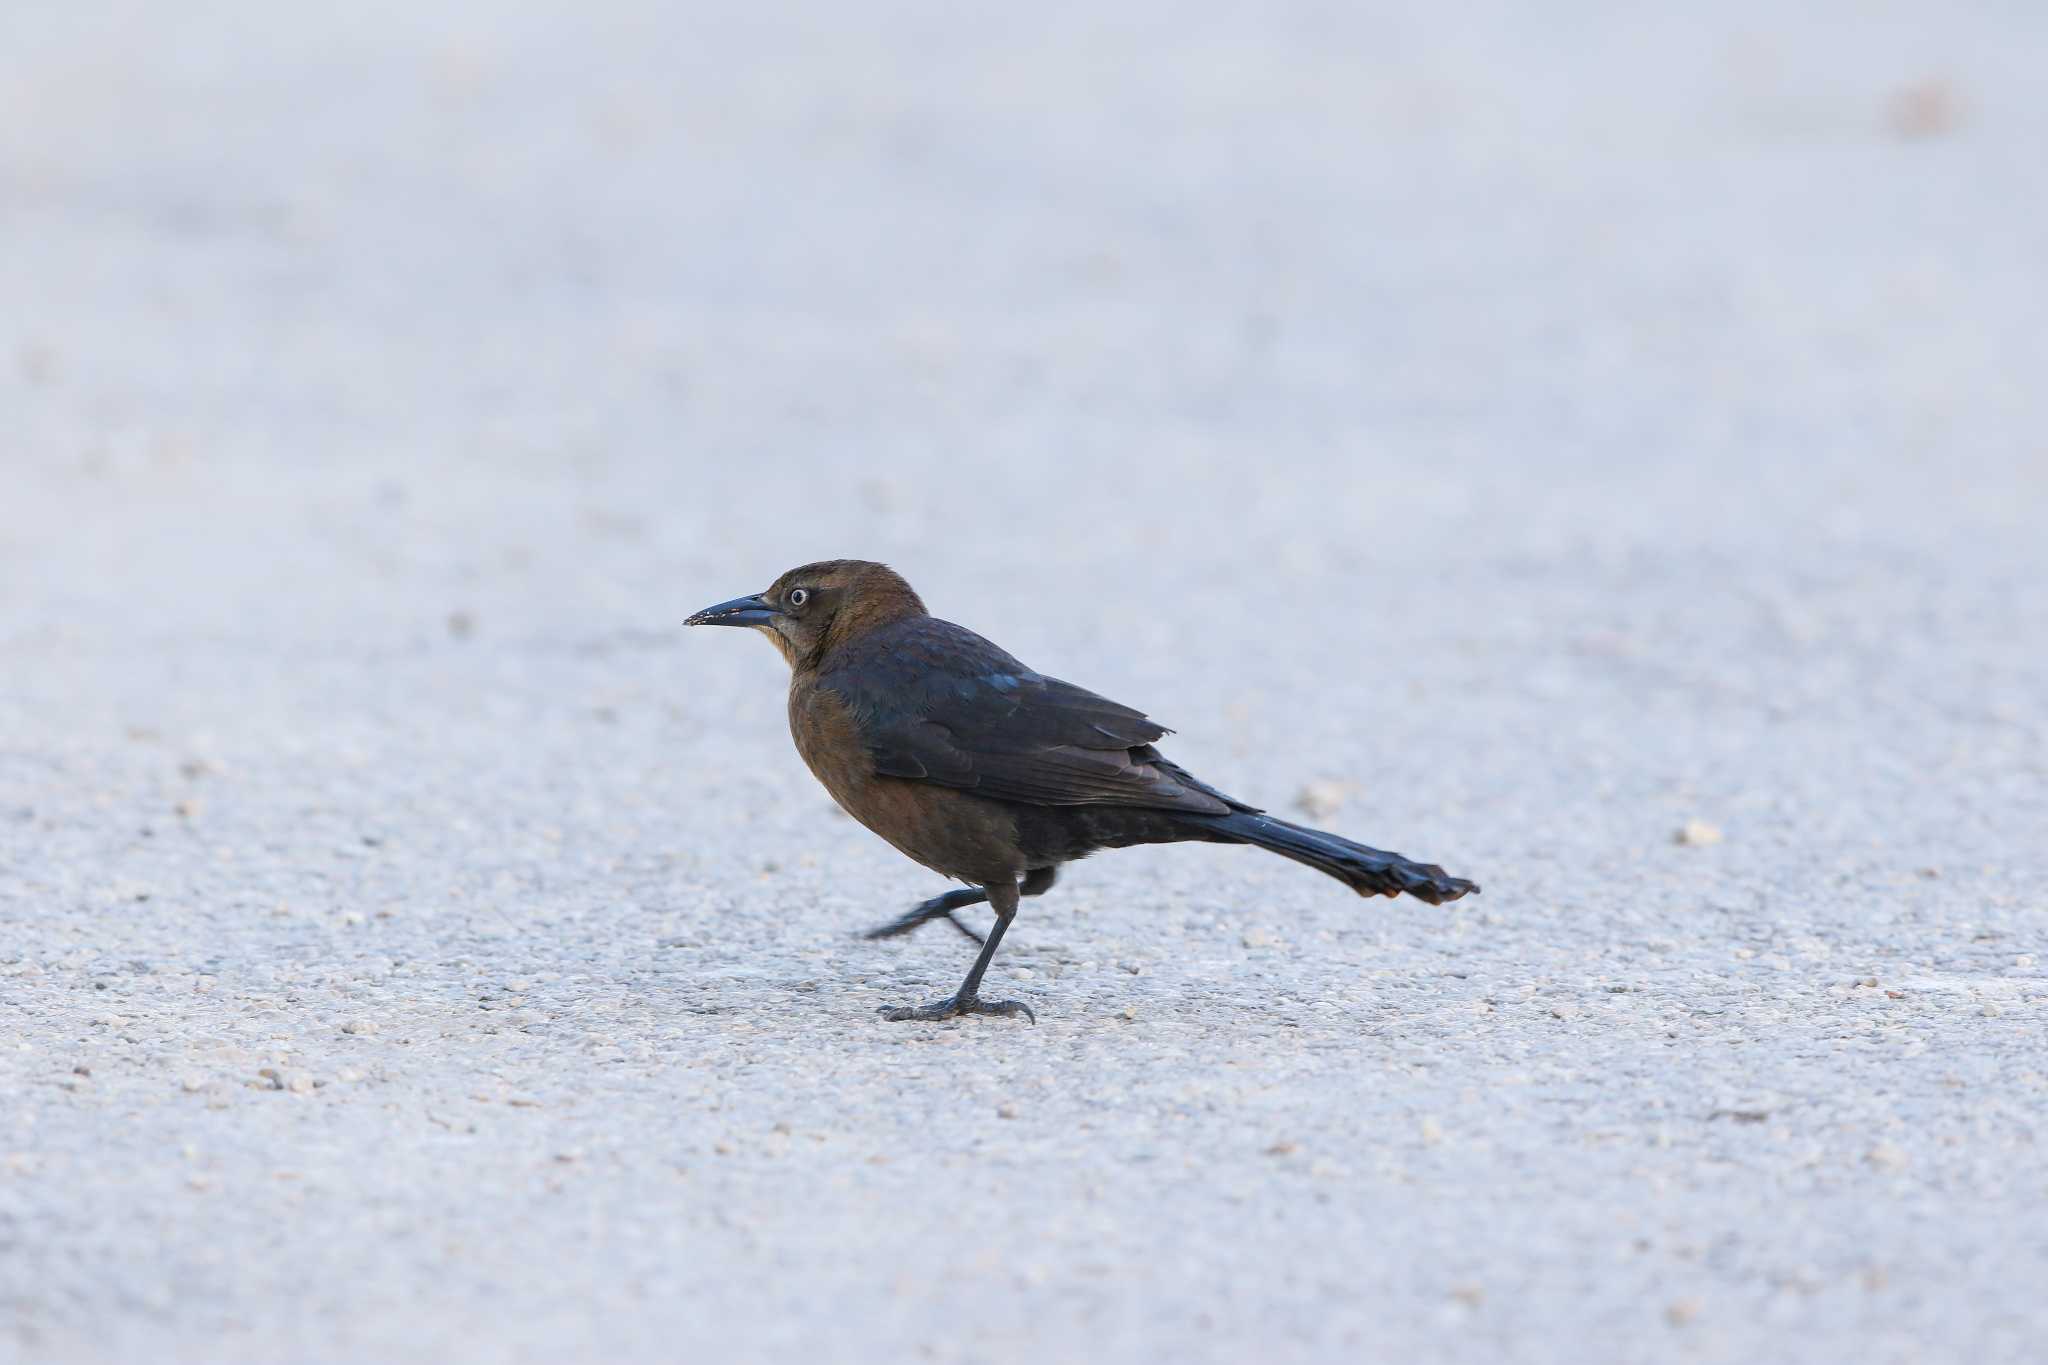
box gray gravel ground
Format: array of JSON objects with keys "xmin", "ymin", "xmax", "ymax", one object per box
[{"xmin": 4, "ymin": 3, "xmax": 2046, "ymax": 1362}]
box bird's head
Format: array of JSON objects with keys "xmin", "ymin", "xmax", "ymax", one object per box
[{"xmin": 686, "ymin": 560, "xmax": 927, "ymax": 669}]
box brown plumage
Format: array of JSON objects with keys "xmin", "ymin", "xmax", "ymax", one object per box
[{"xmin": 686, "ymin": 559, "xmax": 1478, "ymax": 1023}]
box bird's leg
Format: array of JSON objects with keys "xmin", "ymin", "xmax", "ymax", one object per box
[
  {"xmin": 860, "ymin": 867, "xmax": 1058, "ymax": 944},
  {"xmin": 879, "ymin": 878, "xmax": 1034, "ymax": 1024},
  {"xmin": 860, "ymin": 887, "xmax": 989, "ymax": 944}
]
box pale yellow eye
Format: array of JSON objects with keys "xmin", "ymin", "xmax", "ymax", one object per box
[{"xmin": 787, "ymin": 587, "xmax": 810, "ymax": 609}]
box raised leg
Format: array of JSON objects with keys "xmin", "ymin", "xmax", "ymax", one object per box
[
  {"xmin": 861, "ymin": 887, "xmax": 988, "ymax": 943},
  {"xmin": 861, "ymin": 866, "xmax": 1058, "ymax": 944},
  {"xmin": 879, "ymin": 877, "xmax": 1034, "ymax": 1024}
]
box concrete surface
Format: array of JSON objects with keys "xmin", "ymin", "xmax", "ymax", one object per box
[{"xmin": 3, "ymin": 2, "xmax": 2045, "ymax": 1361}]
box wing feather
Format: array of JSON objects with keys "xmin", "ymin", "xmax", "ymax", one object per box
[{"xmin": 819, "ymin": 618, "xmax": 1238, "ymax": 814}]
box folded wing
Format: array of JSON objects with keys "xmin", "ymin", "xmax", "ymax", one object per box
[{"xmin": 822, "ymin": 618, "xmax": 1243, "ymax": 815}]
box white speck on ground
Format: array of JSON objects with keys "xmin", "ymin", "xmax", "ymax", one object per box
[{"xmin": 3, "ymin": 3, "xmax": 2047, "ymax": 1363}]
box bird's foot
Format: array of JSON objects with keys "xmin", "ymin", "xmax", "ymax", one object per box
[
  {"xmin": 878, "ymin": 992, "xmax": 1035, "ymax": 1025},
  {"xmin": 861, "ymin": 906, "xmax": 986, "ymax": 944}
]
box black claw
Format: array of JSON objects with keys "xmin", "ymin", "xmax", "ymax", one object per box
[{"xmin": 878, "ymin": 992, "xmax": 1036, "ymax": 1025}]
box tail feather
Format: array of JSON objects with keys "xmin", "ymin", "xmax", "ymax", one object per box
[{"xmin": 1194, "ymin": 811, "xmax": 1478, "ymax": 905}]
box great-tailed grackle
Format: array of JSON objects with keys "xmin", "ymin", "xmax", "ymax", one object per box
[{"xmin": 686, "ymin": 560, "xmax": 1478, "ymax": 1023}]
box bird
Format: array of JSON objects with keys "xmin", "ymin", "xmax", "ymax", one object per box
[{"xmin": 685, "ymin": 560, "xmax": 1477, "ymax": 1023}]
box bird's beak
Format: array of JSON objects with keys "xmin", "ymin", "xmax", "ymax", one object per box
[{"xmin": 685, "ymin": 593, "xmax": 782, "ymax": 628}]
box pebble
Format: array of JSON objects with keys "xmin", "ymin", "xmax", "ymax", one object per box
[
  {"xmin": 1666, "ymin": 1297, "xmax": 1702, "ymax": 1326},
  {"xmin": 1867, "ymin": 1142, "xmax": 1910, "ymax": 1171},
  {"xmin": 1294, "ymin": 780, "xmax": 1350, "ymax": 820},
  {"xmin": 1675, "ymin": 819, "xmax": 1723, "ymax": 847}
]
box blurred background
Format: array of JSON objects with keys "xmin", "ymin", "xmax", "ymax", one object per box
[{"xmin": 3, "ymin": 2, "xmax": 2045, "ymax": 1362}]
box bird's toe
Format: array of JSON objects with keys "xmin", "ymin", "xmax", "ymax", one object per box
[
  {"xmin": 969, "ymin": 997, "xmax": 1037, "ymax": 1024},
  {"xmin": 877, "ymin": 992, "xmax": 1035, "ymax": 1025}
]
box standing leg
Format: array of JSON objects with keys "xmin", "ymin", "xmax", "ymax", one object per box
[{"xmin": 878, "ymin": 877, "xmax": 1034, "ymax": 1023}]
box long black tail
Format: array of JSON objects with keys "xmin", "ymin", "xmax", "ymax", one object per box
[{"xmin": 1190, "ymin": 810, "xmax": 1479, "ymax": 905}]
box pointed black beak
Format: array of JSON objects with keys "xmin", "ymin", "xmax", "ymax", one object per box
[{"xmin": 685, "ymin": 593, "xmax": 782, "ymax": 628}]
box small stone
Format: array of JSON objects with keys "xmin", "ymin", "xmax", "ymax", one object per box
[
  {"xmin": 255, "ymin": 1067, "xmax": 284, "ymax": 1090},
  {"xmin": 1265, "ymin": 1140, "xmax": 1298, "ymax": 1157},
  {"xmin": 1448, "ymin": 1283, "xmax": 1484, "ymax": 1308},
  {"xmin": 180, "ymin": 1075, "xmax": 205, "ymax": 1093},
  {"xmin": 1666, "ymin": 1297, "xmax": 1702, "ymax": 1326},
  {"xmin": 1549, "ymin": 1003, "xmax": 1579, "ymax": 1021},
  {"xmin": 996, "ymin": 1103, "xmax": 1018, "ymax": 1119},
  {"xmin": 2016, "ymin": 955, "xmax": 2035, "ymax": 969},
  {"xmin": 1294, "ymin": 780, "xmax": 1351, "ymax": 820},
  {"xmin": 340, "ymin": 1019, "xmax": 378, "ymax": 1036},
  {"xmin": 1675, "ymin": 819, "xmax": 1723, "ymax": 847},
  {"xmin": 1867, "ymin": 1141, "xmax": 1909, "ymax": 1171},
  {"xmin": 1241, "ymin": 928, "xmax": 1276, "ymax": 950},
  {"xmin": 1981, "ymin": 1003, "xmax": 2004, "ymax": 1018},
  {"xmin": 1419, "ymin": 1116, "xmax": 1444, "ymax": 1145},
  {"xmin": 285, "ymin": 1073, "xmax": 314, "ymax": 1095},
  {"xmin": 1888, "ymin": 79, "xmax": 1962, "ymax": 139}
]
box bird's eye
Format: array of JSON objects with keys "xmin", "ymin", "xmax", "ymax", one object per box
[{"xmin": 787, "ymin": 588, "xmax": 810, "ymax": 609}]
